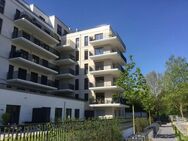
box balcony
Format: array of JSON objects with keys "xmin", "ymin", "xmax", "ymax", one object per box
[
  {"xmin": 55, "ymin": 55, "xmax": 76, "ymax": 65},
  {"xmin": 89, "ymin": 33, "xmax": 126, "ymax": 52},
  {"xmin": 89, "ymin": 83, "xmax": 123, "ymax": 92},
  {"xmin": 56, "ymin": 40, "xmax": 75, "ymax": 51},
  {"xmin": 89, "ymin": 98, "xmax": 127, "ymax": 108},
  {"xmin": 56, "ymin": 69, "xmax": 75, "ymax": 79},
  {"xmin": 90, "ymin": 51, "xmax": 126, "ymax": 64},
  {"xmin": 89, "ymin": 65, "xmax": 124, "ymax": 76},
  {"xmin": 55, "ymin": 84, "xmax": 75, "ymax": 93},
  {"xmin": 12, "ymin": 31, "xmax": 59, "ymax": 59},
  {"xmin": 9, "ymin": 51, "xmax": 58, "ymax": 74},
  {"xmin": 14, "ymin": 12, "xmax": 59, "ymax": 45},
  {"xmin": 7, "ymin": 71, "xmax": 57, "ymax": 90}
]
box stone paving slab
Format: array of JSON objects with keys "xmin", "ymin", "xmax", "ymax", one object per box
[{"xmin": 152, "ymin": 123, "xmax": 177, "ymax": 141}]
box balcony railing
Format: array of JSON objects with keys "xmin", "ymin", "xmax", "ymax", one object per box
[
  {"xmin": 58, "ymin": 54, "xmax": 75, "ymax": 61},
  {"xmin": 59, "ymin": 69, "xmax": 75, "ymax": 75},
  {"xmin": 59, "ymin": 84, "xmax": 74, "ymax": 90},
  {"xmin": 7, "ymin": 71, "xmax": 56, "ymax": 87},
  {"xmin": 12, "ymin": 31, "xmax": 59, "ymax": 56},
  {"xmin": 9, "ymin": 50, "xmax": 58, "ymax": 71},
  {"xmin": 89, "ymin": 65, "xmax": 124, "ymax": 72},
  {"xmin": 14, "ymin": 12, "xmax": 59, "ymax": 41},
  {"xmin": 90, "ymin": 82, "xmax": 117, "ymax": 88},
  {"xmin": 90, "ymin": 98, "xmax": 125, "ymax": 104}
]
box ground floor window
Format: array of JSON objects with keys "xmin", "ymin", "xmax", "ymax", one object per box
[
  {"xmin": 55, "ymin": 108, "xmax": 62, "ymax": 122},
  {"xmin": 74, "ymin": 109, "xmax": 80, "ymax": 119},
  {"xmin": 6, "ymin": 105, "xmax": 21, "ymax": 125},
  {"xmin": 66, "ymin": 108, "xmax": 72, "ymax": 119}
]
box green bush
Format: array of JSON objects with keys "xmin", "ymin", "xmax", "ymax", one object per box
[
  {"xmin": 135, "ymin": 118, "xmax": 149, "ymax": 133},
  {"xmin": 1, "ymin": 113, "xmax": 10, "ymax": 125}
]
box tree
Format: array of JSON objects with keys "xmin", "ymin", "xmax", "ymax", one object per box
[
  {"xmin": 116, "ymin": 56, "xmax": 147, "ymax": 134},
  {"xmin": 163, "ymin": 56, "xmax": 188, "ymax": 117}
]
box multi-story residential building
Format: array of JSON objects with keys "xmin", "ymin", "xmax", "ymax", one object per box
[{"xmin": 0, "ymin": 0, "xmax": 127, "ymax": 124}]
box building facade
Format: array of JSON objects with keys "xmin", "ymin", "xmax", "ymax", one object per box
[{"xmin": 0, "ymin": 0, "xmax": 127, "ymax": 124}]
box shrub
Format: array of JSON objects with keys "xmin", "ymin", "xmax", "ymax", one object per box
[
  {"xmin": 1, "ymin": 113, "xmax": 10, "ymax": 125},
  {"xmin": 135, "ymin": 118, "xmax": 149, "ymax": 133}
]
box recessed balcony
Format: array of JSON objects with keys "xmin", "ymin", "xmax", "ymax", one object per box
[
  {"xmin": 14, "ymin": 13, "xmax": 59, "ymax": 45},
  {"xmin": 55, "ymin": 55, "xmax": 76, "ymax": 65},
  {"xmin": 7, "ymin": 71, "xmax": 57, "ymax": 90},
  {"xmin": 90, "ymin": 34, "xmax": 126, "ymax": 52},
  {"xmin": 55, "ymin": 84, "xmax": 75, "ymax": 93},
  {"xmin": 9, "ymin": 51, "xmax": 58, "ymax": 74},
  {"xmin": 55, "ymin": 40, "xmax": 75, "ymax": 51},
  {"xmin": 56, "ymin": 69, "xmax": 75, "ymax": 79},
  {"xmin": 89, "ymin": 65, "xmax": 124, "ymax": 76},
  {"xmin": 12, "ymin": 31, "xmax": 59, "ymax": 59},
  {"xmin": 90, "ymin": 51, "xmax": 126, "ymax": 64},
  {"xmin": 89, "ymin": 83, "xmax": 123, "ymax": 92}
]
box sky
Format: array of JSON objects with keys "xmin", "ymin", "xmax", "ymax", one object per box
[{"xmin": 26, "ymin": 0, "xmax": 188, "ymax": 74}]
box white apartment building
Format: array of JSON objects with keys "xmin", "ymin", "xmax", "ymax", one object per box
[{"xmin": 0, "ymin": 0, "xmax": 127, "ymax": 124}]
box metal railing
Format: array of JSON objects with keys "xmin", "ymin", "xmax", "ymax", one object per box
[
  {"xmin": 58, "ymin": 54, "xmax": 75, "ymax": 61},
  {"xmin": 7, "ymin": 71, "xmax": 56, "ymax": 88},
  {"xmin": 90, "ymin": 64, "xmax": 124, "ymax": 72},
  {"xmin": 90, "ymin": 98, "xmax": 125, "ymax": 104},
  {"xmin": 9, "ymin": 50, "xmax": 58, "ymax": 71},
  {"xmin": 89, "ymin": 82, "xmax": 117, "ymax": 87}
]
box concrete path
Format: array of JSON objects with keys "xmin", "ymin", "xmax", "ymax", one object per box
[{"xmin": 152, "ymin": 123, "xmax": 177, "ymax": 141}]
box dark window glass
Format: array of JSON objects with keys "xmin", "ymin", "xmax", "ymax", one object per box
[
  {"xmin": 55, "ymin": 108, "xmax": 62, "ymax": 122},
  {"xmin": 95, "ymin": 33, "xmax": 103, "ymax": 40},
  {"xmin": 75, "ymin": 65, "xmax": 79, "ymax": 75},
  {"xmin": 95, "ymin": 48, "xmax": 104, "ymax": 55},
  {"xmin": 32, "ymin": 55, "xmax": 39, "ymax": 64},
  {"xmin": 0, "ymin": 18, "xmax": 2, "ymax": 34},
  {"xmin": 76, "ymin": 51, "xmax": 79, "ymax": 61},
  {"xmin": 84, "ymin": 50, "xmax": 88, "ymax": 60},
  {"xmin": 66, "ymin": 108, "xmax": 72, "ymax": 119},
  {"xmin": 7, "ymin": 65, "xmax": 14, "ymax": 79},
  {"xmin": 0, "ymin": 0, "xmax": 5, "ymax": 14},
  {"xmin": 20, "ymin": 50, "xmax": 29, "ymax": 60},
  {"xmin": 41, "ymin": 75, "xmax": 47, "ymax": 85},
  {"xmin": 10, "ymin": 45, "xmax": 16, "ymax": 58},
  {"xmin": 75, "ymin": 94, "xmax": 79, "ymax": 99},
  {"xmin": 75, "ymin": 38, "xmax": 79, "ymax": 48},
  {"xmin": 84, "ymin": 78, "xmax": 89, "ymax": 89},
  {"xmin": 30, "ymin": 72, "xmax": 38, "ymax": 83},
  {"xmin": 84, "ymin": 64, "xmax": 88, "ymax": 74},
  {"xmin": 84, "ymin": 93, "xmax": 88, "ymax": 101},
  {"xmin": 18, "ymin": 68, "xmax": 27, "ymax": 80},
  {"xmin": 6, "ymin": 105, "xmax": 20, "ymax": 125},
  {"xmin": 95, "ymin": 62, "xmax": 104, "ymax": 70},
  {"xmin": 57, "ymin": 24, "xmax": 62, "ymax": 36},
  {"xmin": 39, "ymin": 16, "xmax": 45, "ymax": 22},
  {"xmin": 12, "ymin": 27, "xmax": 18, "ymax": 38},
  {"xmin": 22, "ymin": 31, "xmax": 30, "ymax": 40},
  {"xmin": 14, "ymin": 9, "xmax": 21, "ymax": 20},
  {"xmin": 74, "ymin": 109, "xmax": 80, "ymax": 119},
  {"xmin": 42, "ymin": 59, "xmax": 48, "ymax": 67},
  {"xmin": 95, "ymin": 77, "xmax": 104, "ymax": 87},
  {"xmin": 75, "ymin": 79, "xmax": 79, "ymax": 90},
  {"xmin": 84, "ymin": 36, "xmax": 88, "ymax": 46}
]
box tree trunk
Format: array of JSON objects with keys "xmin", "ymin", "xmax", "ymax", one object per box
[
  {"xmin": 148, "ymin": 110, "xmax": 152, "ymax": 125},
  {"xmin": 132, "ymin": 105, "xmax": 136, "ymax": 134},
  {"xmin": 180, "ymin": 103, "xmax": 184, "ymax": 119}
]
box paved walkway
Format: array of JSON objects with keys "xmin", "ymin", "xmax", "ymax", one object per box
[{"xmin": 152, "ymin": 123, "xmax": 177, "ymax": 141}]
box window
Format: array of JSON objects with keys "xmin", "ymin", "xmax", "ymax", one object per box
[
  {"xmin": 75, "ymin": 38, "xmax": 79, "ymax": 48},
  {"xmin": 95, "ymin": 48, "xmax": 104, "ymax": 55},
  {"xmin": 55, "ymin": 108, "xmax": 62, "ymax": 122},
  {"xmin": 14, "ymin": 9, "xmax": 21, "ymax": 20},
  {"xmin": 18, "ymin": 68, "xmax": 27, "ymax": 80},
  {"xmin": 74, "ymin": 109, "xmax": 80, "ymax": 119},
  {"xmin": 95, "ymin": 77, "xmax": 104, "ymax": 87},
  {"xmin": 0, "ymin": 18, "xmax": 2, "ymax": 34},
  {"xmin": 42, "ymin": 59, "xmax": 48, "ymax": 67},
  {"xmin": 32, "ymin": 55, "xmax": 39, "ymax": 64},
  {"xmin": 41, "ymin": 75, "xmax": 47, "ymax": 85},
  {"xmin": 84, "ymin": 78, "xmax": 89, "ymax": 89},
  {"xmin": 95, "ymin": 62, "xmax": 104, "ymax": 70},
  {"xmin": 95, "ymin": 33, "xmax": 103, "ymax": 40},
  {"xmin": 75, "ymin": 79, "xmax": 79, "ymax": 90},
  {"xmin": 84, "ymin": 64, "xmax": 88, "ymax": 74},
  {"xmin": 76, "ymin": 51, "xmax": 79, "ymax": 61},
  {"xmin": 22, "ymin": 31, "xmax": 30, "ymax": 40},
  {"xmin": 57, "ymin": 24, "xmax": 62, "ymax": 36},
  {"xmin": 84, "ymin": 50, "xmax": 88, "ymax": 60},
  {"xmin": 12, "ymin": 27, "xmax": 18, "ymax": 38},
  {"xmin": 84, "ymin": 36, "xmax": 88, "ymax": 46},
  {"xmin": 84, "ymin": 93, "xmax": 88, "ymax": 101},
  {"xmin": 30, "ymin": 72, "xmax": 38, "ymax": 83},
  {"xmin": 10, "ymin": 45, "xmax": 16, "ymax": 58},
  {"xmin": 7, "ymin": 65, "xmax": 14, "ymax": 79},
  {"xmin": 66, "ymin": 108, "xmax": 72, "ymax": 119},
  {"xmin": 0, "ymin": 0, "xmax": 5, "ymax": 14},
  {"xmin": 75, "ymin": 65, "xmax": 79, "ymax": 75},
  {"xmin": 75, "ymin": 94, "xmax": 79, "ymax": 99},
  {"xmin": 20, "ymin": 50, "xmax": 29, "ymax": 60},
  {"xmin": 39, "ymin": 16, "xmax": 45, "ymax": 22}
]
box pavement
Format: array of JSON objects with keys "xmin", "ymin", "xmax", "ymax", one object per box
[{"xmin": 152, "ymin": 123, "xmax": 177, "ymax": 141}]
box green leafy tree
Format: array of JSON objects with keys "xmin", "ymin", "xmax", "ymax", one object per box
[{"xmin": 116, "ymin": 56, "xmax": 147, "ymax": 134}]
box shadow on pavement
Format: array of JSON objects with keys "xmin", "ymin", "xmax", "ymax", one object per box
[{"xmin": 155, "ymin": 134, "xmax": 176, "ymax": 138}]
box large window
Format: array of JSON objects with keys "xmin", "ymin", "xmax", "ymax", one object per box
[
  {"xmin": 84, "ymin": 36, "xmax": 89, "ymax": 46},
  {"xmin": 41, "ymin": 75, "xmax": 47, "ymax": 85},
  {"xmin": 95, "ymin": 77, "xmax": 104, "ymax": 87},
  {"xmin": 95, "ymin": 47, "xmax": 104, "ymax": 55},
  {"xmin": 74, "ymin": 109, "xmax": 80, "ymax": 119},
  {"xmin": 84, "ymin": 50, "xmax": 88, "ymax": 60},
  {"xmin": 95, "ymin": 33, "xmax": 103, "ymax": 40},
  {"xmin": 75, "ymin": 79, "xmax": 79, "ymax": 90},
  {"xmin": 76, "ymin": 51, "xmax": 79, "ymax": 61},
  {"xmin": 32, "ymin": 55, "xmax": 39, "ymax": 64},
  {"xmin": 0, "ymin": 0, "xmax": 5, "ymax": 14},
  {"xmin": 84, "ymin": 64, "xmax": 88, "ymax": 74},
  {"xmin": 0, "ymin": 18, "xmax": 2, "ymax": 34},
  {"xmin": 84, "ymin": 93, "xmax": 88, "ymax": 101},
  {"xmin": 55, "ymin": 108, "xmax": 62, "ymax": 122},
  {"xmin": 57, "ymin": 24, "xmax": 62, "ymax": 36},
  {"xmin": 75, "ymin": 65, "xmax": 79, "ymax": 75},
  {"xmin": 18, "ymin": 68, "xmax": 27, "ymax": 80},
  {"xmin": 66, "ymin": 108, "xmax": 72, "ymax": 119},
  {"xmin": 84, "ymin": 78, "xmax": 89, "ymax": 90},
  {"xmin": 30, "ymin": 72, "xmax": 38, "ymax": 83},
  {"xmin": 75, "ymin": 38, "xmax": 79, "ymax": 48}
]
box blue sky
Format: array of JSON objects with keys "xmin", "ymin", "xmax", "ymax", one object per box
[{"xmin": 26, "ymin": 0, "xmax": 188, "ymax": 74}]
